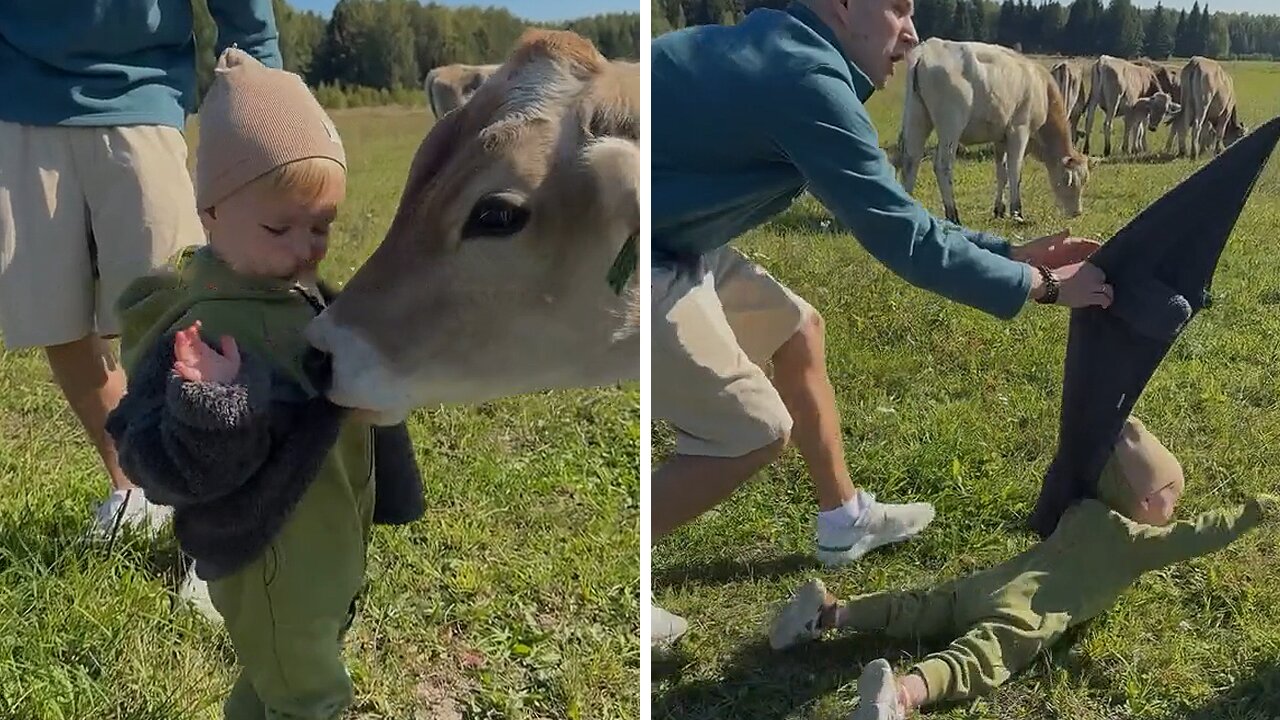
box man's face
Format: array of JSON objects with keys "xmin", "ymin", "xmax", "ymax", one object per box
[{"xmin": 831, "ymin": 0, "xmax": 919, "ymax": 89}]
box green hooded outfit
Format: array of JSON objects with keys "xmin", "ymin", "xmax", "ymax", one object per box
[{"xmin": 106, "ymin": 245, "xmax": 424, "ymax": 719}]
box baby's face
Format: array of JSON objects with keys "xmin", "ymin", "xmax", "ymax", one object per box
[
  {"xmin": 202, "ymin": 176, "xmax": 344, "ymax": 282},
  {"xmin": 1132, "ymin": 471, "xmax": 1184, "ymax": 525}
]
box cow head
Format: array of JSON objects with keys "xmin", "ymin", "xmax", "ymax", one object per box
[
  {"xmin": 1225, "ymin": 106, "xmax": 1248, "ymax": 148},
  {"xmin": 306, "ymin": 31, "xmax": 640, "ymax": 423},
  {"xmin": 1143, "ymin": 91, "xmax": 1180, "ymax": 131},
  {"xmin": 1049, "ymin": 152, "xmax": 1090, "ymax": 218}
]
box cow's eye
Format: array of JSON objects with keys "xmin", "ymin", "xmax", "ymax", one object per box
[{"xmin": 462, "ymin": 193, "xmax": 530, "ymax": 239}]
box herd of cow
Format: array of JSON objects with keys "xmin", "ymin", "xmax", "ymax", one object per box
[{"xmin": 894, "ymin": 40, "xmax": 1247, "ymax": 224}]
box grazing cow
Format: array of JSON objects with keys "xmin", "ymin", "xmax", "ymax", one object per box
[
  {"xmin": 423, "ymin": 63, "xmax": 501, "ymax": 119},
  {"xmin": 898, "ymin": 38, "xmax": 1090, "ymax": 224},
  {"xmin": 1167, "ymin": 56, "xmax": 1247, "ymax": 159},
  {"xmin": 1082, "ymin": 55, "xmax": 1162, "ymax": 156},
  {"xmin": 1050, "ymin": 61, "xmax": 1088, "ymax": 143},
  {"xmin": 1123, "ymin": 91, "xmax": 1180, "ymax": 154},
  {"xmin": 307, "ymin": 30, "xmax": 640, "ymax": 421},
  {"xmin": 1134, "ymin": 57, "xmax": 1181, "ymax": 104}
]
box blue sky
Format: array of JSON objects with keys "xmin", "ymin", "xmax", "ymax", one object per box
[{"xmin": 290, "ymin": 0, "xmax": 639, "ymax": 22}]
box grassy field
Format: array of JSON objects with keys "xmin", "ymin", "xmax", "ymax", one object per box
[
  {"xmin": 0, "ymin": 108, "xmax": 639, "ymax": 719},
  {"xmin": 651, "ymin": 60, "xmax": 1280, "ymax": 719}
]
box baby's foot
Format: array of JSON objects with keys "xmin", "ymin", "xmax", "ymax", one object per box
[
  {"xmin": 768, "ymin": 579, "xmax": 836, "ymax": 650},
  {"xmin": 849, "ymin": 658, "xmax": 906, "ymax": 720}
]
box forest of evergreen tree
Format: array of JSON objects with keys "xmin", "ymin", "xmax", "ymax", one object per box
[
  {"xmin": 192, "ymin": 0, "xmax": 639, "ymax": 108},
  {"xmin": 652, "ymin": 0, "xmax": 1280, "ymax": 61}
]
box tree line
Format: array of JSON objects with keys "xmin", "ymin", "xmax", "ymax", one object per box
[
  {"xmin": 193, "ymin": 0, "xmax": 641, "ymax": 108},
  {"xmin": 653, "ymin": 0, "xmax": 1280, "ymax": 60}
]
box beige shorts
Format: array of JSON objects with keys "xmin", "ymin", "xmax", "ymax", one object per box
[
  {"xmin": 653, "ymin": 245, "xmax": 817, "ymax": 458},
  {"xmin": 0, "ymin": 120, "xmax": 203, "ymax": 349}
]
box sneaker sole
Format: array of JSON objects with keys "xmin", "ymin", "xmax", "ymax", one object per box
[
  {"xmin": 815, "ymin": 528, "xmax": 923, "ymax": 567},
  {"xmin": 769, "ymin": 579, "xmax": 829, "ymax": 650}
]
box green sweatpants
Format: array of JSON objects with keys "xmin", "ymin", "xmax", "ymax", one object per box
[
  {"xmin": 207, "ymin": 424, "xmax": 376, "ymax": 720},
  {"xmin": 840, "ymin": 575, "xmax": 1066, "ymax": 705}
]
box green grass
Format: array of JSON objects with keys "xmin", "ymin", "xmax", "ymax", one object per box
[
  {"xmin": 651, "ymin": 61, "xmax": 1280, "ymax": 719},
  {"xmin": 0, "ymin": 107, "xmax": 639, "ymax": 720}
]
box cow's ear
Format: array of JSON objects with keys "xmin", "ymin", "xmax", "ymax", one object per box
[{"xmin": 1170, "ymin": 102, "xmax": 1182, "ymax": 115}]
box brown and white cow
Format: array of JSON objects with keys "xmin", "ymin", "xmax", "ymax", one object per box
[
  {"xmin": 307, "ymin": 31, "xmax": 639, "ymax": 422},
  {"xmin": 1082, "ymin": 55, "xmax": 1162, "ymax": 156},
  {"xmin": 1050, "ymin": 60, "xmax": 1088, "ymax": 143},
  {"xmin": 423, "ymin": 63, "xmax": 501, "ymax": 119},
  {"xmin": 1134, "ymin": 57, "xmax": 1182, "ymax": 104},
  {"xmin": 1123, "ymin": 91, "xmax": 1180, "ymax": 154},
  {"xmin": 1166, "ymin": 56, "xmax": 1247, "ymax": 159},
  {"xmin": 898, "ymin": 39, "xmax": 1090, "ymax": 224}
]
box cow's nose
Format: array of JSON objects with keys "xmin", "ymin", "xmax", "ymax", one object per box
[{"xmin": 305, "ymin": 314, "xmax": 332, "ymax": 353}]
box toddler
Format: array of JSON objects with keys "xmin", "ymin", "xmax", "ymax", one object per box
[{"xmin": 769, "ymin": 416, "xmax": 1275, "ymax": 719}]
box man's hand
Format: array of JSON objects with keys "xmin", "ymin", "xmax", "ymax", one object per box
[
  {"xmin": 1054, "ymin": 262, "xmax": 1114, "ymax": 309},
  {"xmin": 172, "ymin": 321, "xmax": 240, "ymax": 384},
  {"xmin": 1012, "ymin": 229, "xmax": 1102, "ymax": 269}
]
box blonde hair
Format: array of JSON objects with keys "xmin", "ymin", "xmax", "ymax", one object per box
[{"xmin": 251, "ymin": 156, "xmax": 346, "ymax": 205}]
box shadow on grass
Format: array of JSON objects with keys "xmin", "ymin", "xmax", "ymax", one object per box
[
  {"xmin": 653, "ymin": 552, "xmax": 815, "ymax": 590},
  {"xmin": 652, "ymin": 630, "xmax": 899, "ymax": 720},
  {"xmin": 0, "ymin": 500, "xmax": 187, "ymax": 590},
  {"xmin": 1184, "ymin": 660, "xmax": 1280, "ymax": 720},
  {"xmin": 1091, "ymin": 151, "xmax": 1184, "ymax": 166},
  {"xmin": 651, "ymin": 618, "xmax": 1100, "ymax": 719}
]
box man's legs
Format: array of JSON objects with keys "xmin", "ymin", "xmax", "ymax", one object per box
[
  {"xmin": 74, "ymin": 122, "xmax": 203, "ymax": 535},
  {"xmin": 44, "ymin": 335, "xmax": 131, "ymax": 491},
  {"xmin": 650, "ymin": 253, "xmax": 797, "ymax": 646},
  {"xmin": 726, "ymin": 265, "xmax": 934, "ymax": 566}
]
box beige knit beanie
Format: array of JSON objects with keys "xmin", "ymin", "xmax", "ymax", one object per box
[
  {"xmin": 1097, "ymin": 416, "xmax": 1184, "ymax": 513},
  {"xmin": 196, "ymin": 47, "xmax": 346, "ymax": 209}
]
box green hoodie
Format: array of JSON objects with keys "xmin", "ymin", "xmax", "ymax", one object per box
[{"xmin": 106, "ymin": 245, "xmax": 424, "ymax": 581}]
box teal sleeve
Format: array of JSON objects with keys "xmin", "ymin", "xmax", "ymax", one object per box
[
  {"xmin": 208, "ymin": 0, "xmax": 283, "ymax": 69},
  {"xmin": 1128, "ymin": 497, "xmax": 1274, "ymax": 571},
  {"xmin": 953, "ymin": 222, "xmax": 1013, "ymax": 257},
  {"xmin": 765, "ymin": 66, "xmax": 1031, "ymax": 320}
]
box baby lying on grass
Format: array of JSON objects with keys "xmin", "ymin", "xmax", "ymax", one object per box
[{"xmin": 769, "ymin": 416, "xmax": 1276, "ymax": 719}]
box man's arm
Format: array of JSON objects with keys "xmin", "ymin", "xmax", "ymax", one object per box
[
  {"xmin": 766, "ymin": 66, "xmax": 1034, "ymax": 320},
  {"xmin": 1128, "ymin": 496, "xmax": 1277, "ymax": 571},
  {"xmin": 207, "ymin": 0, "xmax": 282, "ymax": 68}
]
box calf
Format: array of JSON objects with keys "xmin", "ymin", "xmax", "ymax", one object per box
[
  {"xmin": 1123, "ymin": 91, "xmax": 1180, "ymax": 154},
  {"xmin": 308, "ymin": 31, "xmax": 639, "ymax": 421},
  {"xmin": 1082, "ymin": 55, "xmax": 1162, "ymax": 156}
]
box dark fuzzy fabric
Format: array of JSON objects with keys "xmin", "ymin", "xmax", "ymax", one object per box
[
  {"xmin": 313, "ymin": 280, "xmax": 426, "ymax": 526},
  {"xmin": 107, "ymin": 328, "xmax": 345, "ymax": 580},
  {"xmin": 107, "ymin": 326, "xmax": 426, "ymax": 580},
  {"xmin": 1028, "ymin": 115, "xmax": 1280, "ymax": 538}
]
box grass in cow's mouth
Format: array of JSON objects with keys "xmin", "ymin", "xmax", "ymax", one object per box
[
  {"xmin": 0, "ymin": 107, "xmax": 638, "ymax": 720},
  {"xmin": 652, "ymin": 58, "xmax": 1280, "ymax": 720}
]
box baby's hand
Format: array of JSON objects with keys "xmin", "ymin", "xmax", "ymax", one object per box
[{"xmin": 173, "ymin": 321, "xmax": 240, "ymax": 384}]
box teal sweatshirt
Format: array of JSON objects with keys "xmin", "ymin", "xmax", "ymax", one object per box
[
  {"xmin": 650, "ymin": 2, "xmax": 1033, "ymax": 320},
  {"xmin": 0, "ymin": 1, "xmax": 281, "ymax": 129}
]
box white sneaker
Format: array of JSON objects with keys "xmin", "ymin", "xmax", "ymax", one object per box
[
  {"xmin": 816, "ymin": 493, "xmax": 935, "ymax": 567},
  {"xmin": 850, "ymin": 658, "xmax": 905, "ymax": 720},
  {"xmin": 651, "ymin": 605, "xmax": 689, "ymax": 648},
  {"xmin": 89, "ymin": 488, "xmax": 173, "ymax": 541},
  {"xmin": 768, "ymin": 578, "xmax": 831, "ymax": 650},
  {"xmin": 178, "ymin": 562, "xmax": 224, "ymax": 625}
]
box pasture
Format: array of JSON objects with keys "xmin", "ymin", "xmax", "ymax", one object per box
[
  {"xmin": 651, "ymin": 59, "xmax": 1280, "ymax": 719},
  {"xmin": 0, "ymin": 108, "xmax": 640, "ymax": 719}
]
